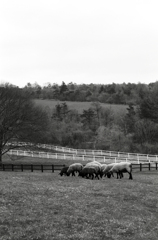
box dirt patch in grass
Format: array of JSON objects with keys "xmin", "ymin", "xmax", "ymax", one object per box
[{"xmin": 0, "ymin": 171, "xmax": 158, "ymax": 240}]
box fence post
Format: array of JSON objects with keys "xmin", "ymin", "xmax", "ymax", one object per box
[
  {"xmin": 2, "ymin": 164, "xmax": 5, "ymax": 171},
  {"xmin": 156, "ymin": 162, "xmax": 158, "ymax": 170},
  {"xmin": 31, "ymin": 164, "xmax": 33, "ymax": 172},
  {"xmin": 140, "ymin": 163, "xmax": 142, "ymax": 171},
  {"xmin": 83, "ymin": 155, "xmax": 84, "ymax": 161},
  {"xmin": 52, "ymin": 165, "xmax": 54, "ymax": 173},
  {"xmin": 149, "ymin": 163, "xmax": 150, "ymax": 171},
  {"xmin": 12, "ymin": 164, "xmax": 14, "ymax": 171},
  {"xmin": 21, "ymin": 164, "xmax": 23, "ymax": 172},
  {"xmin": 41, "ymin": 165, "xmax": 43, "ymax": 172}
]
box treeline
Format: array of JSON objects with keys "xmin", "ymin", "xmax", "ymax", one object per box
[{"xmin": 23, "ymin": 81, "xmax": 158, "ymax": 105}]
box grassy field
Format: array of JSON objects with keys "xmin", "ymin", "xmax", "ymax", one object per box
[
  {"xmin": 34, "ymin": 99, "xmax": 128, "ymax": 115},
  {"xmin": 0, "ymin": 170, "xmax": 158, "ymax": 240}
]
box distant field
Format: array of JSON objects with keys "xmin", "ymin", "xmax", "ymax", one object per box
[
  {"xmin": 0, "ymin": 171, "xmax": 158, "ymax": 240},
  {"xmin": 34, "ymin": 99, "xmax": 128, "ymax": 114}
]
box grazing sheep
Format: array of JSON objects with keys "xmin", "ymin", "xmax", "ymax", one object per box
[
  {"xmin": 109, "ymin": 162, "xmax": 133, "ymax": 180},
  {"xmin": 67, "ymin": 163, "xmax": 83, "ymax": 176},
  {"xmin": 100, "ymin": 164, "xmax": 107, "ymax": 171},
  {"xmin": 102, "ymin": 163, "xmax": 117, "ymax": 178},
  {"xmin": 100, "ymin": 164, "xmax": 108, "ymax": 177},
  {"xmin": 85, "ymin": 162, "xmax": 102, "ymax": 178},
  {"xmin": 79, "ymin": 166, "xmax": 100, "ymax": 179},
  {"xmin": 59, "ymin": 166, "xmax": 69, "ymax": 176}
]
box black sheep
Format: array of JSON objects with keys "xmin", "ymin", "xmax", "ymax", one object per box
[
  {"xmin": 79, "ymin": 166, "xmax": 99, "ymax": 180},
  {"xmin": 59, "ymin": 166, "xmax": 69, "ymax": 176}
]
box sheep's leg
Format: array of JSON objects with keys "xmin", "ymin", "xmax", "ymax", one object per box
[
  {"xmin": 119, "ymin": 171, "xmax": 123, "ymax": 179},
  {"xmin": 111, "ymin": 172, "xmax": 114, "ymax": 177},
  {"xmin": 94, "ymin": 173, "xmax": 99, "ymax": 179},
  {"xmin": 95, "ymin": 173, "xmax": 99, "ymax": 180},
  {"xmin": 129, "ymin": 172, "xmax": 133, "ymax": 180},
  {"xmin": 118, "ymin": 172, "xmax": 123, "ymax": 178},
  {"xmin": 127, "ymin": 171, "xmax": 133, "ymax": 179}
]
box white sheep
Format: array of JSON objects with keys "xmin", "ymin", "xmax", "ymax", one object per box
[
  {"xmin": 109, "ymin": 162, "xmax": 133, "ymax": 180},
  {"xmin": 86, "ymin": 161, "xmax": 102, "ymax": 167},
  {"xmin": 100, "ymin": 164, "xmax": 107, "ymax": 173},
  {"xmin": 67, "ymin": 163, "xmax": 83, "ymax": 176},
  {"xmin": 102, "ymin": 163, "xmax": 117, "ymax": 178}
]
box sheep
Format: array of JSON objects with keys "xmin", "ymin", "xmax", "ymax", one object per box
[
  {"xmin": 59, "ymin": 166, "xmax": 69, "ymax": 176},
  {"xmin": 109, "ymin": 162, "xmax": 133, "ymax": 180},
  {"xmin": 79, "ymin": 165, "xmax": 100, "ymax": 180},
  {"xmin": 100, "ymin": 164, "xmax": 107, "ymax": 171},
  {"xmin": 89, "ymin": 161, "xmax": 102, "ymax": 167},
  {"xmin": 67, "ymin": 163, "xmax": 83, "ymax": 176},
  {"xmin": 100, "ymin": 164, "xmax": 107, "ymax": 177},
  {"xmin": 102, "ymin": 163, "xmax": 117, "ymax": 178},
  {"xmin": 85, "ymin": 161, "xmax": 102, "ymax": 178}
]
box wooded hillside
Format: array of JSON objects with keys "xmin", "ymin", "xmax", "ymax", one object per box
[{"xmin": 2, "ymin": 81, "xmax": 158, "ymax": 155}]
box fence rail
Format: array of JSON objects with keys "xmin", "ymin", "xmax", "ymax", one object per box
[
  {"xmin": 0, "ymin": 163, "xmax": 157, "ymax": 173},
  {"xmin": 7, "ymin": 149, "xmax": 158, "ymax": 163},
  {"xmin": 0, "ymin": 164, "xmax": 65, "ymax": 172}
]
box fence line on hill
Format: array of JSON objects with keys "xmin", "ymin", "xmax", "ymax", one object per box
[
  {"xmin": 6, "ymin": 149, "xmax": 158, "ymax": 163},
  {"xmin": 7, "ymin": 141, "xmax": 158, "ymax": 162}
]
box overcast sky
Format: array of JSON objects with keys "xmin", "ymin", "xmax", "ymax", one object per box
[{"xmin": 1, "ymin": 0, "xmax": 158, "ymax": 87}]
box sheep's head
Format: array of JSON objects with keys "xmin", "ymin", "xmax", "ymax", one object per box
[{"xmin": 106, "ymin": 172, "xmax": 111, "ymax": 178}]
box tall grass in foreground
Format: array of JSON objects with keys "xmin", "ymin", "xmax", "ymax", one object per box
[{"xmin": 0, "ymin": 171, "xmax": 158, "ymax": 240}]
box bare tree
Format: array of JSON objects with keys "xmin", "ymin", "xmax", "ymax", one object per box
[{"xmin": 0, "ymin": 86, "xmax": 49, "ymax": 162}]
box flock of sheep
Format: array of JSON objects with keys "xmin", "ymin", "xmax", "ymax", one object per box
[{"xmin": 59, "ymin": 161, "xmax": 133, "ymax": 180}]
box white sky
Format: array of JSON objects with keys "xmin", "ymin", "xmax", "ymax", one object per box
[{"xmin": 1, "ymin": 0, "xmax": 158, "ymax": 87}]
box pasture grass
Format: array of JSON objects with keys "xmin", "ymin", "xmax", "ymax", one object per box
[
  {"xmin": 0, "ymin": 171, "xmax": 158, "ymax": 240},
  {"xmin": 2, "ymin": 154, "xmax": 90, "ymax": 166},
  {"xmin": 34, "ymin": 99, "xmax": 127, "ymax": 114}
]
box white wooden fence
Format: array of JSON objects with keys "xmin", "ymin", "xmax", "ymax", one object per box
[
  {"xmin": 7, "ymin": 149, "xmax": 158, "ymax": 164},
  {"xmin": 7, "ymin": 141, "xmax": 158, "ymax": 163}
]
